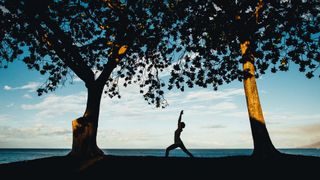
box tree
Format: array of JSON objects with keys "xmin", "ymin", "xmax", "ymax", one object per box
[
  {"xmin": 0, "ymin": 0, "xmax": 172, "ymax": 158},
  {"xmin": 163, "ymin": 0, "xmax": 319, "ymax": 158}
]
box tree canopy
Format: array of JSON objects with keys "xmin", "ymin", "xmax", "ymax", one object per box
[
  {"xmin": 0, "ymin": 0, "xmax": 177, "ymax": 107},
  {"xmin": 3, "ymin": 1, "xmax": 317, "ymax": 106},
  {"xmin": 162, "ymin": 0, "xmax": 319, "ymax": 91}
]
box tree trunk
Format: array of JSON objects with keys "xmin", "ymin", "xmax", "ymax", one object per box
[
  {"xmin": 68, "ymin": 84, "xmax": 104, "ymax": 158},
  {"xmin": 241, "ymin": 41, "xmax": 280, "ymax": 159}
]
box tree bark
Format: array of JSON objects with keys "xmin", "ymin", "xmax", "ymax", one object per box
[
  {"xmin": 69, "ymin": 84, "xmax": 104, "ymax": 158},
  {"xmin": 241, "ymin": 41, "xmax": 280, "ymax": 159}
]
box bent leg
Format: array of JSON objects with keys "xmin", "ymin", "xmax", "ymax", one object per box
[
  {"xmin": 179, "ymin": 143, "xmax": 194, "ymax": 157},
  {"xmin": 165, "ymin": 144, "xmax": 179, "ymax": 157}
]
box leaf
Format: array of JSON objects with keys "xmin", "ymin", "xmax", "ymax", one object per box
[
  {"xmin": 118, "ymin": 45, "xmax": 128, "ymax": 55},
  {"xmin": 281, "ymin": 58, "xmax": 287, "ymax": 65},
  {"xmin": 306, "ymin": 72, "xmax": 314, "ymax": 79}
]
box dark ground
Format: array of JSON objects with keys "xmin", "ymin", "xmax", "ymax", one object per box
[{"xmin": 0, "ymin": 154, "xmax": 319, "ymax": 179}]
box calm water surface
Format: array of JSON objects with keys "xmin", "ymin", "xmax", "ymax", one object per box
[{"xmin": 0, "ymin": 148, "xmax": 319, "ymax": 164}]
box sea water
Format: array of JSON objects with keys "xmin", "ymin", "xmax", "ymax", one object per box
[{"xmin": 0, "ymin": 148, "xmax": 319, "ymax": 164}]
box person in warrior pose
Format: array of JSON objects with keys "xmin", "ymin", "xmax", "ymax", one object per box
[{"xmin": 165, "ymin": 110, "xmax": 194, "ymax": 157}]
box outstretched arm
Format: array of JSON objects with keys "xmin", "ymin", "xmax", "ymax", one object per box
[{"xmin": 178, "ymin": 110, "xmax": 183, "ymax": 126}]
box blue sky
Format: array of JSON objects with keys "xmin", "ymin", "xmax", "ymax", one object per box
[{"xmin": 0, "ymin": 60, "xmax": 319, "ymax": 149}]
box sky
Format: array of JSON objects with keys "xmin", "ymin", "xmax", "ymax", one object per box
[{"xmin": 0, "ymin": 60, "xmax": 319, "ymax": 149}]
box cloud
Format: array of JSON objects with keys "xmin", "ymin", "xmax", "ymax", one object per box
[
  {"xmin": 19, "ymin": 82, "xmax": 41, "ymax": 92},
  {"xmin": 17, "ymin": 83, "xmax": 301, "ymax": 149},
  {"xmin": 265, "ymin": 121, "xmax": 320, "ymax": 148},
  {"xmin": 98, "ymin": 128, "xmax": 166, "ymax": 148},
  {"xmin": 0, "ymin": 124, "xmax": 70, "ymax": 140},
  {"xmin": 3, "ymin": 82, "xmax": 41, "ymax": 92},
  {"xmin": 0, "ymin": 117, "xmax": 72, "ymax": 147},
  {"xmin": 6, "ymin": 103, "xmax": 15, "ymax": 108},
  {"xmin": 265, "ymin": 112, "xmax": 320, "ymax": 125},
  {"xmin": 205, "ymin": 125, "xmax": 226, "ymax": 129},
  {"xmin": 98, "ymin": 83, "xmax": 242, "ymax": 123},
  {"xmin": 302, "ymin": 141, "xmax": 320, "ymax": 148},
  {"xmin": 3, "ymin": 85, "xmax": 12, "ymax": 90},
  {"xmin": 21, "ymin": 92, "xmax": 86, "ymax": 118},
  {"xmin": 300, "ymin": 123, "xmax": 320, "ymax": 134},
  {"xmin": 209, "ymin": 102, "xmax": 237, "ymax": 111},
  {"xmin": 0, "ymin": 115, "xmax": 11, "ymax": 122},
  {"xmin": 284, "ymin": 114, "xmax": 320, "ymax": 121},
  {"xmin": 159, "ymin": 88, "xmax": 245, "ymax": 118},
  {"xmin": 185, "ymin": 88, "xmax": 244, "ymax": 102},
  {"xmin": 23, "ymin": 94, "xmax": 32, "ymax": 99},
  {"xmin": 41, "ymin": 128, "xmax": 70, "ymax": 136},
  {"xmin": 224, "ymin": 111, "xmax": 248, "ymax": 118}
]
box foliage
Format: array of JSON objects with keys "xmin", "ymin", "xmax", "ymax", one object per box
[
  {"xmin": 160, "ymin": 0, "xmax": 320, "ymax": 92},
  {"xmin": 0, "ymin": 0, "xmax": 175, "ymax": 107},
  {"xmin": 1, "ymin": 0, "xmax": 319, "ymax": 106}
]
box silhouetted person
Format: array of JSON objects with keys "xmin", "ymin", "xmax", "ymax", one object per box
[{"xmin": 165, "ymin": 110, "xmax": 194, "ymax": 157}]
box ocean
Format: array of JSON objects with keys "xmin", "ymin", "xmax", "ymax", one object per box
[{"xmin": 0, "ymin": 148, "xmax": 319, "ymax": 164}]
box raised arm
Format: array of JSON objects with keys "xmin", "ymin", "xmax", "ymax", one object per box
[{"xmin": 178, "ymin": 110, "xmax": 184, "ymax": 126}]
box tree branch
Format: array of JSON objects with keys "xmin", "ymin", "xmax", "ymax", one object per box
[
  {"xmin": 40, "ymin": 14, "xmax": 95, "ymax": 84},
  {"xmin": 27, "ymin": 17, "xmax": 92, "ymax": 84},
  {"xmin": 96, "ymin": 57, "xmax": 118, "ymax": 87}
]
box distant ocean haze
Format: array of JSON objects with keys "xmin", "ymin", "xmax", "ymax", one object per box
[{"xmin": 0, "ymin": 148, "xmax": 320, "ymax": 164}]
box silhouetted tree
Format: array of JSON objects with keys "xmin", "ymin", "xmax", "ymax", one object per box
[
  {"xmin": 0, "ymin": 0, "xmax": 172, "ymax": 158},
  {"xmin": 163, "ymin": 0, "xmax": 319, "ymax": 158}
]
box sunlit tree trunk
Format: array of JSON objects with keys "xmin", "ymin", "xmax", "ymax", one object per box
[
  {"xmin": 241, "ymin": 41, "xmax": 280, "ymax": 159},
  {"xmin": 69, "ymin": 84, "xmax": 104, "ymax": 158}
]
